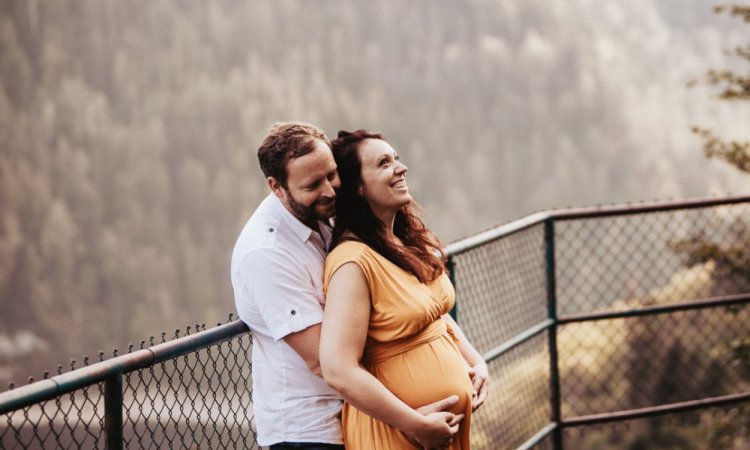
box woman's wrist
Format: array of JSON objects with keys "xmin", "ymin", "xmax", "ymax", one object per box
[{"xmin": 465, "ymin": 351, "xmax": 485, "ymax": 368}]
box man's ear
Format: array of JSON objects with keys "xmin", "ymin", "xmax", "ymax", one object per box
[{"xmin": 268, "ymin": 177, "xmax": 285, "ymax": 199}]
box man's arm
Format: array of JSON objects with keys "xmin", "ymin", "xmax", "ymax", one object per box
[
  {"xmin": 237, "ymin": 249, "xmax": 326, "ymax": 370},
  {"xmin": 283, "ymin": 323, "xmax": 322, "ymax": 376}
]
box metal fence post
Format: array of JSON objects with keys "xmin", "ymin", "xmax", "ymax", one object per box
[
  {"xmin": 447, "ymin": 255, "xmax": 458, "ymax": 321},
  {"xmin": 104, "ymin": 373, "xmax": 124, "ymax": 450},
  {"xmin": 545, "ymin": 219, "xmax": 563, "ymax": 449}
]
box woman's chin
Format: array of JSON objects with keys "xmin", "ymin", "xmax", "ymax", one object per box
[{"xmin": 394, "ymin": 200, "xmax": 412, "ymax": 211}]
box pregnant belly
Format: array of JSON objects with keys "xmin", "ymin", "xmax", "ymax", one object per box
[{"xmin": 368, "ymin": 334, "xmax": 473, "ymax": 415}]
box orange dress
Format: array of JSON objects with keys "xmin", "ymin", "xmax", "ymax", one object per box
[{"xmin": 324, "ymin": 241, "xmax": 472, "ymax": 450}]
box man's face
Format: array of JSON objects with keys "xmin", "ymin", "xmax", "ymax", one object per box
[{"xmin": 271, "ymin": 140, "xmax": 340, "ymax": 229}]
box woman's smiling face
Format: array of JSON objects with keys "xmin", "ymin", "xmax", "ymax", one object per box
[{"xmin": 357, "ymin": 138, "xmax": 411, "ymax": 221}]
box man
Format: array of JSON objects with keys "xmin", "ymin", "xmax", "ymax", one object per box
[{"xmin": 231, "ymin": 122, "xmax": 460, "ymax": 449}]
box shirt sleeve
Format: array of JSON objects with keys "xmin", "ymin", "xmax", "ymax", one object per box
[{"xmin": 237, "ymin": 248, "xmax": 324, "ymax": 341}]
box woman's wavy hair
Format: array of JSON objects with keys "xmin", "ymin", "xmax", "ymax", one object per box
[{"xmin": 330, "ymin": 130, "xmax": 446, "ymax": 283}]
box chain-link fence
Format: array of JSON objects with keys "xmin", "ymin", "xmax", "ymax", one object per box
[
  {"xmin": 1, "ymin": 321, "xmax": 256, "ymax": 449},
  {"xmin": 450, "ymin": 196, "xmax": 750, "ymax": 450},
  {"xmin": 2, "ymin": 196, "xmax": 749, "ymax": 450}
]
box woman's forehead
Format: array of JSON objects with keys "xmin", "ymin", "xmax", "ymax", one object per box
[{"xmin": 360, "ymin": 139, "xmax": 395, "ymax": 161}]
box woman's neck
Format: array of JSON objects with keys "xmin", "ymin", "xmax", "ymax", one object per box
[
  {"xmin": 373, "ymin": 208, "xmax": 397, "ymax": 239},
  {"xmin": 383, "ymin": 220, "xmax": 406, "ymax": 248}
]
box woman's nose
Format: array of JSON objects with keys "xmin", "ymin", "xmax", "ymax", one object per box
[{"xmin": 395, "ymin": 161, "xmax": 408, "ymax": 174}]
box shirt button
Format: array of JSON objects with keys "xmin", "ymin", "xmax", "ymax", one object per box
[
  {"xmin": 268, "ymin": 227, "xmax": 275, "ymax": 232},
  {"xmin": 290, "ymin": 309, "xmax": 296, "ymax": 315}
]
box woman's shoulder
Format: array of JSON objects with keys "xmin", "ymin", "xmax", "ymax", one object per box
[
  {"xmin": 324, "ymin": 240, "xmax": 381, "ymax": 288},
  {"xmin": 327, "ymin": 239, "xmax": 375, "ymax": 262}
]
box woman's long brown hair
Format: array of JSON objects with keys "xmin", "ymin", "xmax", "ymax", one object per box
[{"xmin": 330, "ymin": 130, "xmax": 445, "ymax": 283}]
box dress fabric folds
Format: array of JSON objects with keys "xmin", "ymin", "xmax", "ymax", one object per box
[{"xmin": 324, "ymin": 241, "xmax": 473, "ymax": 450}]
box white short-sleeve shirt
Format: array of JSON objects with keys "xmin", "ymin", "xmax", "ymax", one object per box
[{"xmin": 231, "ymin": 194, "xmax": 343, "ymax": 446}]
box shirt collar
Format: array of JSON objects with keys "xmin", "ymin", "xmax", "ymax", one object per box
[{"xmin": 269, "ymin": 194, "xmax": 333, "ymax": 248}]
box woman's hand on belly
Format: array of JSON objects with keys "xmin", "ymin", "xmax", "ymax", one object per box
[{"xmin": 468, "ymin": 361, "xmax": 489, "ymax": 411}]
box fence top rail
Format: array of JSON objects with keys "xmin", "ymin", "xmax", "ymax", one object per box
[
  {"xmin": 0, "ymin": 320, "xmax": 249, "ymax": 415},
  {"xmin": 444, "ymin": 194, "xmax": 750, "ymax": 256}
]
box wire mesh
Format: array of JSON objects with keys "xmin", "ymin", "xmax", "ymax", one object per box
[
  {"xmin": 470, "ymin": 333, "xmax": 552, "ymax": 450},
  {"xmin": 530, "ymin": 434, "xmax": 556, "ymax": 450},
  {"xmin": 122, "ymin": 331, "xmax": 256, "ymax": 450},
  {"xmin": 558, "ymin": 306, "xmax": 750, "ymax": 418},
  {"xmin": 451, "ymin": 223, "xmax": 548, "ymax": 355},
  {"xmin": 1, "ymin": 325, "xmax": 257, "ymax": 449},
  {"xmin": 1, "ymin": 385, "xmax": 105, "ymax": 449},
  {"xmin": 552, "ymin": 200, "xmax": 750, "ymax": 448},
  {"xmin": 555, "ymin": 203, "xmax": 750, "ymax": 316},
  {"xmin": 562, "ymin": 402, "xmax": 750, "ymax": 450}
]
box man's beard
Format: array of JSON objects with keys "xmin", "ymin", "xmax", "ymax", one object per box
[{"xmin": 285, "ymin": 189, "xmax": 335, "ymax": 228}]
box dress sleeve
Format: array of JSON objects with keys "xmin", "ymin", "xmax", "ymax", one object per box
[{"xmin": 323, "ymin": 242, "xmax": 375, "ymax": 296}]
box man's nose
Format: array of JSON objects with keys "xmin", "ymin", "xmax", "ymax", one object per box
[
  {"xmin": 322, "ymin": 179, "xmax": 337, "ymax": 197},
  {"xmin": 330, "ymin": 174, "xmax": 341, "ymax": 190}
]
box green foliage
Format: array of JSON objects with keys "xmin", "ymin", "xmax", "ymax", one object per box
[
  {"xmin": 692, "ymin": 127, "xmax": 750, "ymax": 174},
  {"xmin": 715, "ymin": 4, "xmax": 750, "ymax": 22},
  {"xmin": 692, "ymin": 4, "xmax": 750, "ymax": 172},
  {"xmin": 669, "ymin": 228, "xmax": 750, "ymax": 282}
]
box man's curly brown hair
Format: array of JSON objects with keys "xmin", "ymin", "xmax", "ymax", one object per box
[{"xmin": 257, "ymin": 122, "xmax": 331, "ymax": 187}]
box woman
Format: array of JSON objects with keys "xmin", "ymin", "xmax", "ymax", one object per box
[{"xmin": 319, "ymin": 130, "xmax": 488, "ymax": 449}]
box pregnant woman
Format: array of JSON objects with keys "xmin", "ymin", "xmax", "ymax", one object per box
[{"xmin": 320, "ymin": 130, "xmax": 488, "ymax": 449}]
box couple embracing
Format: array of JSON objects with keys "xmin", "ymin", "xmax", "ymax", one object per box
[{"xmin": 231, "ymin": 122, "xmax": 489, "ymax": 450}]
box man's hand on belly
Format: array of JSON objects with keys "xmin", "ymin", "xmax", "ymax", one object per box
[
  {"xmin": 407, "ymin": 395, "xmax": 463, "ymax": 449},
  {"xmin": 414, "ymin": 395, "xmax": 459, "ymax": 416},
  {"xmin": 404, "ymin": 407, "xmax": 463, "ymax": 450}
]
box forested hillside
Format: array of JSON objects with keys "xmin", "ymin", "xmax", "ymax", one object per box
[{"xmin": 0, "ymin": 0, "xmax": 747, "ymax": 385}]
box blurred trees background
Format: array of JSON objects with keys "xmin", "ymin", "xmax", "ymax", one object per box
[{"xmin": 0, "ymin": 0, "xmax": 748, "ymax": 386}]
